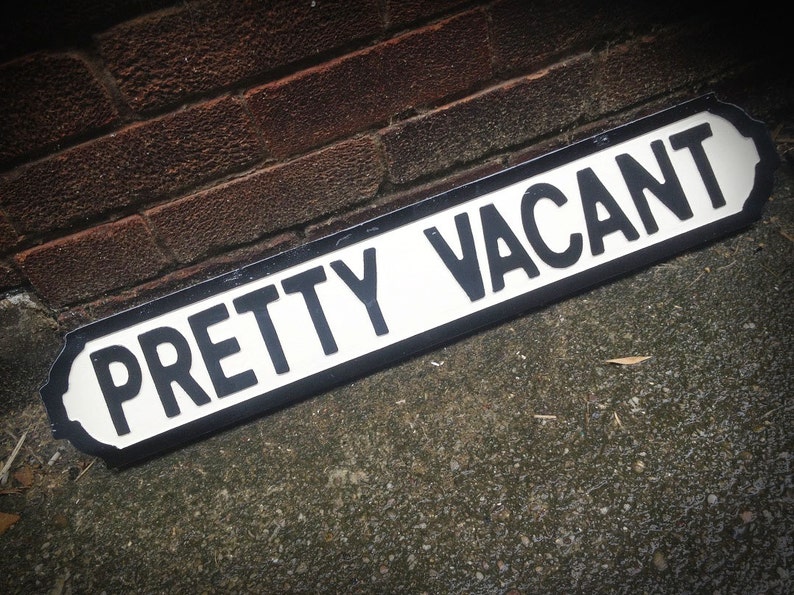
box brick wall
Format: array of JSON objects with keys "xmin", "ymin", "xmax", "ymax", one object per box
[{"xmin": 0, "ymin": 0, "xmax": 790, "ymax": 326}]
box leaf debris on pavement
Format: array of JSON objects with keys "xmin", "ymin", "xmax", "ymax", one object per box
[
  {"xmin": 604, "ymin": 356, "xmax": 652, "ymax": 366},
  {"xmin": 0, "ymin": 511, "xmax": 20, "ymax": 535}
]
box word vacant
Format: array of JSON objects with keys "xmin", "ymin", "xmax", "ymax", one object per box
[{"xmin": 41, "ymin": 95, "xmax": 779, "ymax": 467}]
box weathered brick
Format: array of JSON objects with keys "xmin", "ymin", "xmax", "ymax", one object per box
[
  {"xmin": 0, "ymin": 96, "xmax": 264, "ymax": 236},
  {"xmin": 504, "ymin": 116, "xmax": 636, "ymax": 169},
  {"xmin": 0, "ymin": 260, "xmax": 23, "ymax": 290},
  {"xmin": 0, "ymin": 213, "xmax": 18, "ymax": 253},
  {"xmin": 381, "ymin": 55, "xmax": 596, "ymax": 184},
  {"xmin": 65, "ymin": 231, "xmax": 299, "ymax": 325},
  {"xmin": 385, "ymin": 0, "xmax": 470, "ymax": 28},
  {"xmin": 246, "ymin": 10, "xmax": 491, "ymax": 159},
  {"xmin": 488, "ymin": 0, "xmax": 692, "ymax": 76},
  {"xmin": 597, "ymin": 23, "xmax": 742, "ymax": 114},
  {"xmin": 147, "ymin": 136, "xmax": 383, "ymax": 263},
  {"xmin": 0, "ymin": 52, "xmax": 117, "ymax": 165},
  {"xmin": 305, "ymin": 157, "xmax": 505, "ymax": 241},
  {"xmin": 490, "ymin": 0, "xmax": 603, "ymax": 75},
  {"xmin": 98, "ymin": 0, "xmax": 381, "ymax": 112},
  {"xmin": 15, "ymin": 216, "xmax": 171, "ymax": 307}
]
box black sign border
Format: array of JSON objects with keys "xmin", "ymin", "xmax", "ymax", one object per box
[{"xmin": 40, "ymin": 94, "xmax": 779, "ymax": 468}]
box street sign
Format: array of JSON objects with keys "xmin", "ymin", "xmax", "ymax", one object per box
[{"xmin": 41, "ymin": 95, "xmax": 779, "ymax": 467}]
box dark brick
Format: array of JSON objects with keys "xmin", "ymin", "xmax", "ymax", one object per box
[
  {"xmin": 596, "ymin": 23, "xmax": 744, "ymax": 114},
  {"xmin": 98, "ymin": 0, "xmax": 381, "ymax": 112},
  {"xmin": 246, "ymin": 10, "xmax": 491, "ymax": 159},
  {"xmin": 0, "ymin": 0, "xmax": 178, "ymax": 62},
  {"xmin": 0, "ymin": 96, "xmax": 264, "ymax": 237},
  {"xmin": 504, "ymin": 116, "xmax": 637, "ymax": 169},
  {"xmin": 0, "ymin": 260, "xmax": 23, "ymax": 290},
  {"xmin": 67, "ymin": 231, "xmax": 299, "ymax": 325},
  {"xmin": 305, "ymin": 157, "xmax": 506, "ymax": 241},
  {"xmin": 147, "ymin": 137, "xmax": 383, "ymax": 263},
  {"xmin": 489, "ymin": 0, "xmax": 695, "ymax": 77},
  {"xmin": 381, "ymin": 55, "xmax": 596, "ymax": 184},
  {"xmin": 0, "ymin": 52, "xmax": 117, "ymax": 165},
  {"xmin": 712, "ymin": 68, "xmax": 794, "ymax": 128},
  {"xmin": 15, "ymin": 216, "xmax": 171, "ymax": 307},
  {"xmin": 0, "ymin": 213, "xmax": 18, "ymax": 253},
  {"xmin": 385, "ymin": 0, "xmax": 470, "ymax": 28},
  {"xmin": 490, "ymin": 0, "xmax": 603, "ymax": 75}
]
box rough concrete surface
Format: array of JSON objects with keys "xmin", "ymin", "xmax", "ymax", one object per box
[
  {"xmin": 1, "ymin": 130, "xmax": 792, "ymax": 593},
  {"xmin": 0, "ymin": 293, "xmax": 61, "ymax": 415}
]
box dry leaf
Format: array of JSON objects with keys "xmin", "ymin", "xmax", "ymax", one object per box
[
  {"xmin": 0, "ymin": 511, "xmax": 20, "ymax": 535},
  {"xmin": 604, "ymin": 356, "xmax": 652, "ymax": 365},
  {"xmin": 12, "ymin": 466, "xmax": 34, "ymax": 489}
]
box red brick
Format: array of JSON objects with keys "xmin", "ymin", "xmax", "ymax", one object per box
[
  {"xmin": 66, "ymin": 232, "xmax": 299, "ymax": 325},
  {"xmin": 0, "ymin": 213, "xmax": 18, "ymax": 253},
  {"xmin": 0, "ymin": 52, "xmax": 117, "ymax": 165},
  {"xmin": 0, "ymin": 96, "xmax": 264, "ymax": 237},
  {"xmin": 488, "ymin": 0, "xmax": 692, "ymax": 76},
  {"xmin": 246, "ymin": 10, "xmax": 491, "ymax": 159},
  {"xmin": 147, "ymin": 136, "xmax": 383, "ymax": 263},
  {"xmin": 305, "ymin": 157, "xmax": 506, "ymax": 241},
  {"xmin": 381, "ymin": 55, "xmax": 597, "ymax": 185},
  {"xmin": 15, "ymin": 216, "xmax": 171, "ymax": 307},
  {"xmin": 98, "ymin": 0, "xmax": 381, "ymax": 112},
  {"xmin": 385, "ymin": 0, "xmax": 470, "ymax": 28}
]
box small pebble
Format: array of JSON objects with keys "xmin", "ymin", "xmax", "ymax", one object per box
[{"xmin": 652, "ymin": 551, "xmax": 668, "ymax": 571}]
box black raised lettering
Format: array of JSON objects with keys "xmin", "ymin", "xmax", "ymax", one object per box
[
  {"xmin": 90, "ymin": 345, "xmax": 142, "ymax": 436},
  {"xmin": 578, "ymin": 167, "xmax": 640, "ymax": 256},
  {"xmin": 233, "ymin": 285, "xmax": 290, "ymax": 374},
  {"xmin": 188, "ymin": 304, "xmax": 257, "ymax": 398},
  {"xmin": 424, "ymin": 213, "xmax": 485, "ymax": 302},
  {"xmin": 521, "ymin": 183, "xmax": 583, "ymax": 268},
  {"xmin": 669, "ymin": 123, "xmax": 726, "ymax": 208},
  {"xmin": 480, "ymin": 203, "xmax": 539, "ymax": 292},
  {"xmin": 330, "ymin": 247, "xmax": 389, "ymax": 336},
  {"xmin": 282, "ymin": 267, "xmax": 338, "ymax": 355},
  {"xmin": 138, "ymin": 327, "xmax": 212, "ymax": 418},
  {"xmin": 616, "ymin": 139, "xmax": 693, "ymax": 234}
]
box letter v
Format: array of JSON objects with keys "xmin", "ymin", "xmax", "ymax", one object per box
[{"xmin": 424, "ymin": 212, "xmax": 486, "ymax": 302}]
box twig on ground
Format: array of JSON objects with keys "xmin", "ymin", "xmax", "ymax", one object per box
[
  {"xmin": 74, "ymin": 459, "xmax": 96, "ymax": 482},
  {"xmin": 0, "ymin": 432, "xmax": 27, "ymax": 485}
]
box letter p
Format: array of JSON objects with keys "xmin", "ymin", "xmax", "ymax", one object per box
[{"xmin": 90, "ymin": 346, "xmax": 143, "ymax": 436}]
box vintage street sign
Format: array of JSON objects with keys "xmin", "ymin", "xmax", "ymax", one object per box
[{"xmin": 41, "ymin": 95, "xmax": 778, "ymax": 467}]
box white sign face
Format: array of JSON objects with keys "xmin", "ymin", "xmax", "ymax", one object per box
[{"xmin": 41, "ymin": 95, "xmax": 779, "ymax": 467}]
